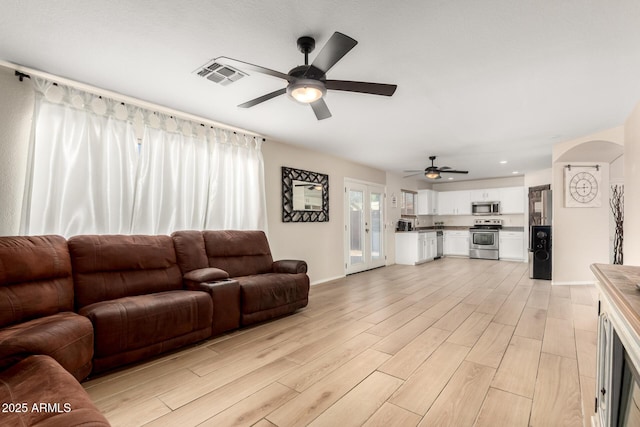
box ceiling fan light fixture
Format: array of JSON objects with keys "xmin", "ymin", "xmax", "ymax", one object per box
[
  {"xmin": 425, "ymin": 171, "xmax": 441, "ymax": 179},
  {"xmin": 287, "ymin": 79, "xmax": 326, "ymax": 104}
]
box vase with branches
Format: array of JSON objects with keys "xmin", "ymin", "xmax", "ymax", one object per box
[{"xmin": 610, "ymin": 184, "xmax": 624, "ymax": 264}]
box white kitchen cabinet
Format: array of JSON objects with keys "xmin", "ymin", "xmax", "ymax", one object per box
[
  {"xmin": 395, "ymin": 231, "xmax": 437, "ymax": 265},
  {"xmin": 498, "ymin": 187, "xmax": 525, "ymax": 214},
  {"xmin": 499, "ymin": 231, "xmax": 525, "ymax": 261},
  {"xmin": 456, "ymin": 191, "xmax": 471, "ymax": 215},
  {"xmin": 444, "ymin": 230, "xmax": 469, "ymax": 256},
  {"xmin": 401, "ymin": 190, "xmax": 417, "ymax": 216},
  {"xmin": 437, "ymin": 191, "xmax": 455, "ymax": 215},
  {"xmin": 438, "ymin": 191, "xmax": 471, "ymax": 215},
  {"xmin": 470, "ymin": 189, "xmax": 500, "ymax": 202},
  {"xmin": 426, "ymin": 233, "xmax": 437, "ymax": 259},
  {"xmin": 417, "ymin": 189, "xmax": 438, "ymax": 215},
  {"xmin": 591, "ymin": 265, "xmax": 640, "ymax": 427}
]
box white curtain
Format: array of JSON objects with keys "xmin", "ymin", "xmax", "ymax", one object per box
[
  {"xmin": 131, "ymin": 121, "xmax": 211, "ymax": 234},
  {"xmin": 205, "ymin": 130, "xmax": 267, "ymax": 231},
  {"xmin": 25, "ymin": 81, "xmax": 139, "ymax": 236},
  {"xmin": 23, "ymin": 79, "xmax": 267, "ymax": 237}
]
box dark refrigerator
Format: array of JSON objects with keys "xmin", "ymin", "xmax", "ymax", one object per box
[
  {"xmin": 529, "ymin": 225, "xmax": 552, "ymax": 280},
  {"xmin": 528, "ymin": 188, "xmax": 552, "ymax": 280}
]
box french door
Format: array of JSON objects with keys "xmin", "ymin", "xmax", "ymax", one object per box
[{"xmin": 345, "ymin": 180, "xmax": 385, "ymax": 274}]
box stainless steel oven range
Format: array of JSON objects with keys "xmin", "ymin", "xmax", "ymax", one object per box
[{"xmin": 469, "ymin": 219, "xmax": 502, "ymax": 260}]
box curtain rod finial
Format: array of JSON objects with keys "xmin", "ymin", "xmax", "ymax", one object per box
[{"xmin": 14, "ymin": 71, "xmax": 30, "ymax": 82}]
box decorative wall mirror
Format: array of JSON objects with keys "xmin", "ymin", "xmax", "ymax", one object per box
[{"xmin": 282, "ymin": 166, "xmax": 329, "ymax": 222}]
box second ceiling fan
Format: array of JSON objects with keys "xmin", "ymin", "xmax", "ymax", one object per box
[
  {"xmin": 404, "ymin": 156, "xmax": 469, "ymax": 180},
  {"xmin": 216, "ymin": 31, "xmax": 397, "ymax": 120}
]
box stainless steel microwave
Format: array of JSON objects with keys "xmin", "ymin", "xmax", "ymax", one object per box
[{"xmin": 471, "ymin": 201, "xmax": 500, "ymax": 215}]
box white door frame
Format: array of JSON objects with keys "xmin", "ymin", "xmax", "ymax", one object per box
[{"xmin": 344, "ymin": 178, "xmax": 386, "ymax": 275}]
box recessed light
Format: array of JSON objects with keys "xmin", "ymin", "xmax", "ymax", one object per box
[
  {"xmin": 512, "ymin": 171, "xmax": 519, "ymax": 174},
  {"xmin": 448, "ymin": 177, "xmax": 454, "ymax": 180},
  {"xmin": 500, "ymin": 160, "xmax": 508, "ymax": 164}
]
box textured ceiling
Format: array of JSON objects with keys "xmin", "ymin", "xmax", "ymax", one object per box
[{"xmin": 2, "ymin": 0, "xmax": 640, "ymax": 181}]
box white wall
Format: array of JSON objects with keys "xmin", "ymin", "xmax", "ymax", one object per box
[
  {"xmin": 524, "ymin": 168, "xmax": 552, "ymax": 189},
  {"xmin": 385, "ymin": 172, "xmax": 408, "ymax": 264},
  {"xmin": 0, "ymin": 67, "xmax": 34, "ymax": 235},
  {"xmin": 552, "ymin": 161, "xmax": 611, "ymax": 284},
  {"xmin": 551, "ymin": 129, "xmax": 624, "ymax": 284},
  {"xmin": 625, "ymin": 101, "xmax": 640, "ymax": 265},
  {"xmin": 262, "ymin": 140, "xmax": 386, "ymax": 285},
  {"xmin": 432, "ymin": 176, "xmax": 524, "ymax": 191}
]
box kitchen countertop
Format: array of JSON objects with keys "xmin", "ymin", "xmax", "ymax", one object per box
[
  {"xmin": 500, "ymin": 227, "xmax": 525, "ymax": 232},
  {"xmin": 396, "ymin": 226, "xmax": 469, "ymax": 233},
  {"xmin": 396, "ymin": 226, "xmax": 525, "ymax": 233},
  {"xmin": 416, "ymin": 226, "xmax": 470, "ymax": 231},
  {"xmin": 591, "ymin": 263, "xmax": 640, "ymax": 341}
]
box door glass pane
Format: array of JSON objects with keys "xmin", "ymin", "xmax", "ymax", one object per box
[
  {"xmin": 370, "ymin": 192, "xmax": 382, "ymax": 260},
  {"xmin": 350, "ymin": 190, "xmax": 364, "ymax": 265}
]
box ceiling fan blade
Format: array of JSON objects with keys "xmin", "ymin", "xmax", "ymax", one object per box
[
  {"xmin": 403, "ymin": 170, "xmax": 424, "ymax": 173},
  {"xmin": 238, "ymin": 88, "xmax": 286, "ymax": 108},
  {"xmin": 402, "ymin": 172, "xmax": 424, "ymax": 178},
  {"xmin": 310, "ymin": 98, "xmax": 332, "ymax": 120},
  {"xmin": 305, "ymin": 32, "xmax": 358, "ymax": 78},
  {"xmin": 325, "ymin": 80, "xmax": 397, "ymax": 96},
  {"xmin": 441, "ymin": 170, "xmax": 469, "ymax": 174},
  {"xmin": 215, "ymin": 57, "xmax": 290, "ymax": 81},
  {"xmin": 439, "ymin": 166, "xmax": 452, "ymax": 170}
]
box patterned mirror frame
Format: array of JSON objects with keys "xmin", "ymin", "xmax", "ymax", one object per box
[{"xmin": 282, "ymin": 166, "xmax": 329, "ymax": 222}]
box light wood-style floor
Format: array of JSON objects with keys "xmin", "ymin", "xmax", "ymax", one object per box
[{"xmin": 83, "ymin": 258, "xmax": 599, "ymax": 427}]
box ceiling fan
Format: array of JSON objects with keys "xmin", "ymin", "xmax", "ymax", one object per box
[
  {"xmin": 215, "ymin": 32, "xmax": 398, "ymax": 120},
  {"xmin": 294, "ymin": 183, "xmax": 322, "ymax": 190},
  {"xmin": 404, "ymin": 156, "xmax": 469, "ymax": 179}
]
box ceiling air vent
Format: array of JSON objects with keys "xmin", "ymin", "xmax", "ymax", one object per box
[{"xmin": 194, "ymin": 59, "xmax": 247, "ymax": 86}]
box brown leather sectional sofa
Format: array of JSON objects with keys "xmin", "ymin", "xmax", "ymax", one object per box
[{"xmin": 0, "ymin": 230, "xmax": 309, "ymax": 426}]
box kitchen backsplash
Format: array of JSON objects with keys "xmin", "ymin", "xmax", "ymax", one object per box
[{"xmin": 415, "ymin": 214, "xmax": 525, "ymax": 227}]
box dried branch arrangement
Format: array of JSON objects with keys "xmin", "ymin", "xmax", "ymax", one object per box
[{"xmin": 610, "ymin": 184, "xmax": 624, "ymax": 264}]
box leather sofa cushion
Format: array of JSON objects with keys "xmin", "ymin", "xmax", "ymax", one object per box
[
  {"xmin": 203, "ymin": 230, "xmax": 274, "ymax": 277},
  {"xmin": 79, "ymin": 290, "xmax": 212, "ymax": 358},
  {"xmin": 238, "ymin": 273, "xmax": 310, "ymax": 314},
  {"xmin": 0, "ymin": 355, "xmax": 110, "ymax": 426},
  {"xmin": 0, "ymin": 312, "xmax": 94, "ymax": 381},
  {"xmin": 0, "ymin": 235, "xmax": 74, "ymax": 328},
  {"xmin": 172, "ymin": 230, "xmax": 209, "ymax": 274},
  {"xmin": 69, "ymin": 234, "xmax": 184, "ymax": 309}
]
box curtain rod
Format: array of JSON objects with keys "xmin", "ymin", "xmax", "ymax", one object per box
[
  {"xmin": 565, "ymin": 164, "xmax": 600, "ymax": 171},
  {"xmin": 1, "ymin": 60, "xmax": 264, "ymax": 139}
]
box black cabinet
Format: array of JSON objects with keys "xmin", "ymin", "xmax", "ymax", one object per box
[{"xmin": 529, "ymin": 225, "xmax": 552, "ymax": 280}]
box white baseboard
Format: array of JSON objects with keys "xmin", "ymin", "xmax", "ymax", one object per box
[
  {"xmin": 551, "ymin": 280, "xmax": 597, "ymax": 286},
  {"xmin": 311, "ymin": 275, "xmax": 346, "ymax": 286}
]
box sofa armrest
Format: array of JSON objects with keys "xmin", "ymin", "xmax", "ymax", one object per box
[
  {"xmin": 187, "ymin": 279, "xmax": 236, "ymax": 293},
  {"xmin": 273, "ymin": 259, "xmax": 308, "ymax": 274},
  {"xmin": 184, "ymin": 267, "xmax": 229, "ymax": 283}
]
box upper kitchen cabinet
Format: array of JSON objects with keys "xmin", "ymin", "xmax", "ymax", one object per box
[
  {"xmin": 498, "ymin": 187, "xmax": 525, "ymax": 214},
  {"xmin": 401, "ymin": 190, "xmax": 417, "ymax": 216},
  {"xmin": 438, "ymin": 191, "xmax": 471, "ymax": 215},
  {"xmin": 470, "ymin": 188, "xmax": 500, "ymax": 202},
  {"xmin": 417, "ymin": 189, "xmax": 438, "ymax": 215}
]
